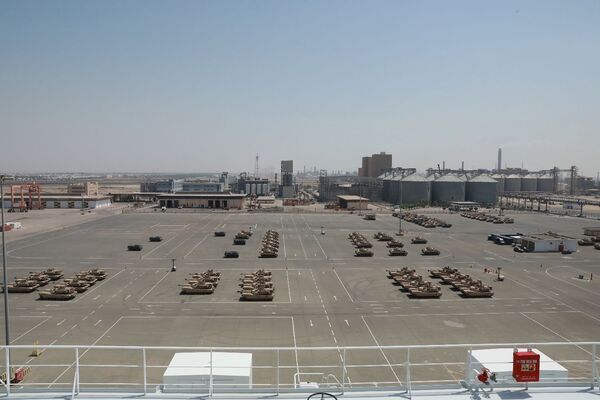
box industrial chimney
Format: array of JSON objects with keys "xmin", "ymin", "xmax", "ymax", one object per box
[{"xmin": 497, "ymin": 148, "xmax": 502, "ymax": 171}]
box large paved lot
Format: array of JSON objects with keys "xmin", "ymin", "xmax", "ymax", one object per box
[{"xmin": 2, "ymin": 211, "xmax": 600, "ymax": 390}]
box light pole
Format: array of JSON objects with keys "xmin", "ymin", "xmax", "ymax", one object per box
[{"xmin": 1, "ymin": 175, "xmax": 12, "ymax": 360}]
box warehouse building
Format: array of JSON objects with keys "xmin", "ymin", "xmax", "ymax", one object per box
[
  {"xmin": 337, "ymin": 195, "xmax": 369, "ymax": 210},
  {"xmin": 67, "ymin": 181, "xmax": 99, "ymax": 196},
  {"xmin": 583, "ymin": 227, "xmax": 600, "ymax": 237},
  {"xmin": 3, "ymin": 195, "xmax": 112, "ymax": 210},
  {"xmin": 140, "ymin": 179, "xmax": 183, "ymax": 193},
  {"xmin": 157, "ymin": 193, "xmax": 246, "ymax": 209},
  {"xmin": 517, "ymin": 233, "xmax": 577, "ymax": 253},
  {"xmin": 181, "ymin": 182, "xmax": 224, "ymax": 193}
]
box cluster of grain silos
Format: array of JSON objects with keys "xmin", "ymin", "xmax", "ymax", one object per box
[
  {"xmin": 377, "ymin": 169, "xmax": 555, "ymax": 207},
  {"xmin": 489, "ymin": 173, "xmax": 556, "ymax": 194}
]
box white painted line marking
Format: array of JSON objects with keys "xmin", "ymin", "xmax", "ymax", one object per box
[
  {"xmin": 291, "ymin": 316, "xmax": 300, "ymax": 376},
  {"xmin": 124, "ymin": 294, "xmax": 132, "ymax": 301},
  {"xmin": 362, "ymin": 316, "xmax": 403, "ymax": 385},
  {"xmin": 139, "ymin": 271, "xmax": 170, "ymax": 302},
  {"xmin": 183, "ymin": 234, "xmax": 210, "ymax": 259},
  {"xmin": 56, "ymin": 319, "xmax": 66, "ymax": 326},
  {"xmin": 94, "ymin": 320, "xmax": 102, "ymax": 327},
  {"xmin": 309, "ymin": 320, "xmax": 314, "ymax": 327},
  {"xmin": 333, "ymin": 268, "xmax": 354, "ymax": 302},
  {"xmin": 93, "ymin": 295, "xmax": 101, "ymax": 300},
  {"xmin": 345, "ymin": 319, "xmax": 350, "ymax": 327}
]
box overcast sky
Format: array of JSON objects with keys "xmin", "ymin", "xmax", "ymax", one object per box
[{"xmin": 1, "ymin": 0, "xmax": 599, "ymax": 177}]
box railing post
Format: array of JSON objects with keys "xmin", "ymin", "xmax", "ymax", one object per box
[
  {"xmin": 592, "ymin": 344, "xmax": 597, "ymax": 390},
  {"xmin": 142, "ymin": 348, "xmax": 147, "ymax": 395},
  {"xmin": 276, "ymin": 349, "xmax": 280, "ymax": 395},
  {"xmin": 341, "ymin": 348, "xmax": 346, "ymax": 394},
  {"xmin": 4, "ymin": 346, "xmax": 10, "ymax": 396},
  {"xmin": 405, "ymin": 347, "xmax": 411, "ymax": 399},
  {"xmin": 209, "ymin": 348, "xmax": 213, "ymax": 398},
  {"xmin": 75, "ymin": 347, "xmax": 80, "ymax": 395},
  {"xmin": 465, "ymin": 347, "xmax": 472, "ymax": 386}
]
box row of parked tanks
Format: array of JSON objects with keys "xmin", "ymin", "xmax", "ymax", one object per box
[
  {"xmin": 373, "ymin": 232, "xmax": 408, "ymax": 256},
  {"xmin": 387, "ymin": 267, "xmax": 442, "ymax": 298},
  {"xmin": 578, "ymin": 237, "xmax": 600, "ymax": 250},
  {"xmin": 401, "ymin": 213, "xmax": 452, "ymax": 228},
  {"xmin": 1, "ymin": 268, "xmax": 107, "ymax": 300},
  {"xmin": 233, "ymin": 229, "xmax": 253, "ymax": 245},
  {"xmin": 259, "ymin": 230, "xmax": 279, "ymax": 258},
  {"xmin": 429, "ymin": 266, "xmax": 494, "ymax": 298},
  {"xmin": 349, "ymin": 232, "xmax": 439, "ymax": 256},
  {"xmin": 348, "ymin": 232, "xmax": 375, "ymax": 257},
  {"xmin": 460, "ymin": 212, "xmax": 514, "ymax": 224},
  {"xmin": 239, "ymin": 269, "xmax": 273, "ymax": 301},
  {"xmin": 180, "ymin": 270, "xmax": 221, "ymax": 294}
]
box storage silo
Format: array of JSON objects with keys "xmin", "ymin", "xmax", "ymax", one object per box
[
  {"xmin": 537, "ymin": 173, "xmax": 555, "ymax": 193},
  {"xmin": 521, "ymin": 173, "xmax": 538, "ymax": 192},
  {"xmin": 491, "ymin": 174, "xmax": 505, "ymax": 194},
  {"xmin": 466, "ymin": 175, "xmax": 498, "ymax": 204},
  {"xmin": 504, "ymin": 174, "xmax": 522, "ymax": 193},
  {"xmin": 431, "ymin": 175, "xmax": 466, "ymax": 204},
  {"xmin": 398, "ymin": 174, "xmax": 431, "ymax": 205}
]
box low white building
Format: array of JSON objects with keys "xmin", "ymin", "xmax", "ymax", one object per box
[
  {"xmin": 518, "ymin": 233, "xmax": 577, "ymax": 253},
  {"xmin": 163, "ymin": 352, "xmax": 252, "ymax": 392}
]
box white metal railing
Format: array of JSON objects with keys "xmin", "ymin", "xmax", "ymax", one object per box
[{"xmin": 0, "ymin": 342, "xmax": 598, "ymax": 398}]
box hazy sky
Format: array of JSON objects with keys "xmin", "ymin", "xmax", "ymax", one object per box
[{"xmin": 1, "ymin": 0, "xmax": 599, "ymax": 176}]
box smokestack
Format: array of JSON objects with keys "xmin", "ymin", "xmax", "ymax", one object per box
[
  {"xmin": 461, "ymin": 161, "xmax": 464, "ymax": 171},
  {"xmin": 442, "ymin": 161, "xmax": 445, "ymax": 171},
  {"xmin": 497, "ymin": 148, "xmax": 502, "ymax": 171}
]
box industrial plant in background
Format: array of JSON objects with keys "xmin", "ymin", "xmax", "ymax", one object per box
[{"xmin": 319, "ymin": 150, "xmax": 594, "ymax": 207}]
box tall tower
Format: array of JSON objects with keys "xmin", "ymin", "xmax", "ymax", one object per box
[
  {"xmin": 497, "ymin": 148, "xmax": 502, "ymax": 171},
  {"xmin": 254, "ymin": 154, "xmax": 259, "ymax": 178}
]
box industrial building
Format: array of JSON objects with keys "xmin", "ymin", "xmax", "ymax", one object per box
[
  {"xmin": 583, "ymin": 227, "xmax": 600, "ymax": 237},
  {"xmin": 157, "ymin": 193, "xmax": 246, "ymax": 209},
  {"xmin": 336, "ymin": 195, "xmax": 369, "ymax": 210},
  {"xmin": 181, "ymin": 182, "xmax": 224, "ymax": 193},
  {"xmin": 236, "ymin": 176, "xmax": 269, "ymax": 196},
  {"xmin": 67, "ymin": 181, "xmax": 99, "ymax": 196},
  {"xmin": 279, "ymin": 160, "xmax": 296, "ymax": 198},
  {"xmin": 140, "ymin": 179, "xmax": 183, "ymax": 193},
  {"xmin": 358, "ymin": 152, "xmax": 392, "ymax": 178},
  {"xmin": 3, "ymin": 195, "xmax": 111, "ymax": 210},
  {"xmin": 318, "ymin": 175, "xmax": 382, "ymax": 202},
  {"xmin": 517, "ymin": 233, "xmax": 578, "ymax": 253}
]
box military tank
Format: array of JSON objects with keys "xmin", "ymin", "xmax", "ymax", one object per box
[
  {"xmin": 388, "ymin": 248, "xmax": 408, "ymax": 256},
  {"xmin": 180, "ymin": 281, "xmax": 214, "ymax": 295},
  {"xmin": 38, "ymin": 284, "xmax": 76, "ymax": 301},
  {"xmin": 355, "ymin": 248, "xmax": 374, "ymax": 257},
  {"xmin": 64, "ymin": 279, "xmax": 90, "ymax": 293},
  {"xmin": 44, "ymin": 268, "xmax": 64, "ymax": 280},
  {"xmin": 28, "ymin": 272, "xmax": 51, "ymax": 287},
  {"xmin": 421, "ymin": 247, "xmax": 441, "ymax": 256},
  {"xmin": 3, "ymin": 278, "xmax": 39, "ymax": 293}
]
